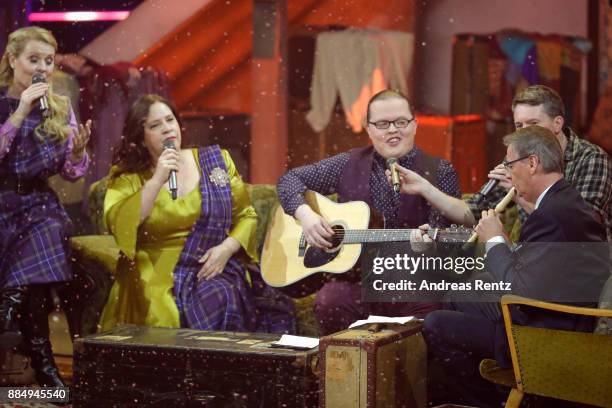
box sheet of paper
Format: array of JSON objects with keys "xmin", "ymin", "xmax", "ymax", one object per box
[
  {"xmin": 348, "ymin": 315, "xmax": 415, "ymax": 329},
  {"xmin": 272, "ymin": 334, "xmax": 319, "ymax": 349},
  {"xmin": 95, "ymin": 335, "xmax": 133, "ymax": 341},
  {"xmin": 192, "ymin": 336, "xmax": 232, "ymax": 341}
]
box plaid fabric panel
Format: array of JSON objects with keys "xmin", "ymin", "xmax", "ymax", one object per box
[
  {"xmin": 563, "ymin": 130, "xmax": 612, "ymax": 240},
  {"xmin": 465, "ymin": 183, "xmax": 525, "ymax": 223},
  {"xmin": 0, "ymin": 95, "xmax": 68, "ymax": 179},
  {"xmin": 173, "ymin": 146, "xmax": 255, "ymax": 331},
  {"xmin": 0, "ymin": 205, "xmax": 71, "ymax": 287},
  {"xmin": 0, "ymin": 92, "xmax": 73, "ymax": 288},
  {"xmin": 183, "ymin": 267, "xmax": 255, "ymax": 331}
]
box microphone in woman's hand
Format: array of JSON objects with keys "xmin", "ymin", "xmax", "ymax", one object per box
[
  {"xmin": 31, "ymin": 73, "xmax": 50, "ymax": 118},
  {"xmin": 162, "ymin": 139, "xmax": 178, "ymax": 200}
]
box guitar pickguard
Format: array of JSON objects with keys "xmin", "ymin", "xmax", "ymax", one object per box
[{"xmin": 303, "ymin": 246, "xmax": 340, "ymax": 268}]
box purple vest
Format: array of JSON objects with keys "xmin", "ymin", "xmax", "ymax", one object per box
[{"xmin": 337, "ymin": 146, "xmax": 439, "ymax": 229}]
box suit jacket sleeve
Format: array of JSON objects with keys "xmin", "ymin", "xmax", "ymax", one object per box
[{"xmin": 485, "ymin": 209, "xmax": 568, "ymax": 300}]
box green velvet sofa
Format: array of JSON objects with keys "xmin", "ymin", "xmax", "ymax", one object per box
[
  {"xmin": 66, "ymin": 179, "xmax": 319, "ymax": 339},
  {"xmin": 65, "ymin": 177, "xmax": 530, "ymax": 340}
]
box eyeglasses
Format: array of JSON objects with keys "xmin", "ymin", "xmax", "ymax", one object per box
[
  {"xmin": 368, "ymin": 117, "xmax": 415, "ymax": 130},
  {"xmin": 503, "ymin": 154, "xmax": 532, "ymax": 170}
]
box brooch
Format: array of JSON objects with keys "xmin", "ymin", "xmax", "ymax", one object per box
[{"xmin": 209, "ymin": 167, "xmax": 230, "ymax": 187}]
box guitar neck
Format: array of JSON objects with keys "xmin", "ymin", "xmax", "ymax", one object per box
[{"xmin": 341, "ymin": 228, "xmax": 435, "ymax": 244}]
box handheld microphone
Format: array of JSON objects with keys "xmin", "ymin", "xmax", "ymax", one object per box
[
  {"xmin": 162, "ymin": 139, "xmax": 178, "ymax": 200},
  {"xmin": 474, "ymin": 178, "xmax": 500, "ymax": 204},
  {"xmin": 386, "ymin": 158, "xmax": 400, "ymax": 193},
  {"xmin": 31, "ymin": 73, "xmax": 50, "ymax": 118}
]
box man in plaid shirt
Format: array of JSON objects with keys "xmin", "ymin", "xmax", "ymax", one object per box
[{"xmin": 396, "ymin": 85, "xmax": 611, "ymax": 240}]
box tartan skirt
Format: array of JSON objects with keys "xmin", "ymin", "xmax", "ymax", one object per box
[{"xmin": 0, "ymin": 188, "xmax": 72, "ymax": 288}]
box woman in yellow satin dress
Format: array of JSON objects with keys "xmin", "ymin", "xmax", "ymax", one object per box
[{"xmin": 99, "ymin": 94, "xmax": 291, "ymax": 332}]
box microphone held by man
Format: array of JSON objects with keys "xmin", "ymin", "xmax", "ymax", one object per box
[
  {"xmin": 162, "ymin": 139, "xmax": 178, "ymax": 200},
  {"xmin": 387, "ymin": 157, "xmax": 401, "ymax": 193},
  {"xmin": 473, "ymin": 178, "xmax": 499, "ymax": 204}
]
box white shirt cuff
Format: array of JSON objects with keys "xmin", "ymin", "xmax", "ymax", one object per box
[{"xmin": 485, "ymin": 235, "xmax": 507, "ymax": 254}]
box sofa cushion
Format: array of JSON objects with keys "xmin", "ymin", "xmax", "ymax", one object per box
[
  {"xmin": 88, "ymin": 177, "xmax": 110, "ymax": 235},
  {"xmin": 88, "ymin": 178, "xmax": 280, "ymax": 240},
  {"xmin": 246, "ymin": 184, "xmax": 278, "ymax": 257},
  {"xmin": 67, "ymin": 235, "xmax": 118, "ymax": 336},
  {"xmin": 70, "ymin": 235, "xmax": 120, "ymax": 273},
  {"xmin": 293, "ymin": 295, "xmax": 318, "ymax": 337}
]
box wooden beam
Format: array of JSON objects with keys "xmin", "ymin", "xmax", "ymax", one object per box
[
  {"xmin": 250, "ymin": 0, "xmax": 288, "ymax": 184},
  {"xmin": 587, "ymin": 0, "xmax": 600, "ymax": 127},
  {"xmin": 134, "ymin": 0, "xmax": 251, "ymax": 79}
]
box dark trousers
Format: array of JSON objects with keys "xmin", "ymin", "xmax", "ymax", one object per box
[
  {"xmin": 422, "ymin": 301, "xmax": 508, "ymax": 408},
  {"xmin": 314, "ymin": 280, "xmax": 440, "ymax": 336}
]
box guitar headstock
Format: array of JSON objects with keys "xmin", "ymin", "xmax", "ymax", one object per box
[{"xmin": 431, "ymin": 225, "xmax": 473, "ymax": 243}]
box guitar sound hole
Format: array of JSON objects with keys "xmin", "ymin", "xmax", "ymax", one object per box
[
  {"xmin": 330, "ymin": 225, "xmax": 345, "ymax": 250},
  {"xmin": 303, "ymin": 224, "xmax": 345, "ymax": 268}
]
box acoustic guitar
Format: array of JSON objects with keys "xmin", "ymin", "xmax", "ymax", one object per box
[{"xmin": 261, "ymin": 191, "xmax": 471, "ymax": 297}]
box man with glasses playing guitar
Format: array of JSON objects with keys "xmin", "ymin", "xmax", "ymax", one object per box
[{"xmin": 275, "ymin": 89, "xmax": 461, "ymax": 335}]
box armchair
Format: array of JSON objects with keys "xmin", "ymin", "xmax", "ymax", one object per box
[{"xmin": 482, "ymin": 293, "xmax": 612, "ymax": 408}]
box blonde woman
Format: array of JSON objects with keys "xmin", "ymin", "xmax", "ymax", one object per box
[{"xmin": 0, "ymin": 26, "xmax": 91, "ymax": 387}]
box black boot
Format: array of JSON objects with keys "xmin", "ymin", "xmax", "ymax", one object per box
[
  {"xmin": 21, "ymin": 284, "xmax": 66, "ymax": 387},
  {"xmin": 0, "ymin": 286, "xmax": 27, "ymax": 349}
]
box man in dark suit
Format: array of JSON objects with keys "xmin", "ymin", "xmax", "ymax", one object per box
[{"xmin": 422, "ymin": 125, "xmax": 609, "ymax": 407}]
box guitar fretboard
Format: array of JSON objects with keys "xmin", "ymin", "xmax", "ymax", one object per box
[{"xmin": 337, "ymin": 228, "xmax": 431, "ymax": 243}]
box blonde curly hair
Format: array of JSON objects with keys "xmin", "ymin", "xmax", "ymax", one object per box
[{"xmin": 0, "ymin": 26, "xmax": 71, "ymax": 142}]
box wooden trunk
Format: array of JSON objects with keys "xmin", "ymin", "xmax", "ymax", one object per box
[
  {"xmin": 450, "ymin": 34, "xmax": 490, "ymax": 117},
  {"xmin": 73, "ymin": 325, "xmax": 319, "ymax": 407},
  {"xmin": 179, "ymin": 111, "xmax": 251, "ymax": 181},
  {"xmin": 0, "ymin": 350, "xmax": 34, "ymax": 386},
  {"xmin": 319, "ymin": 322, "xmax": 426, "ymax": 408}
]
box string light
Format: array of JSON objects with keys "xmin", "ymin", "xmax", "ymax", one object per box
[{"xmin": 29, "ymin": 11, "xmax": 130, "ymax": 22}]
